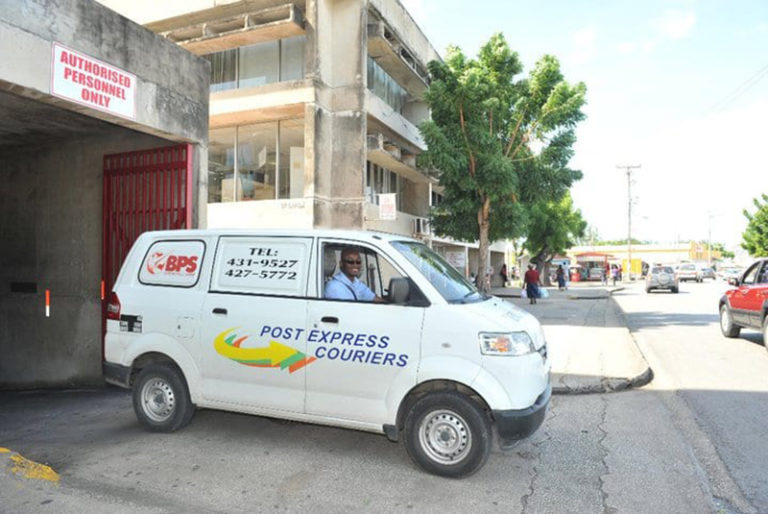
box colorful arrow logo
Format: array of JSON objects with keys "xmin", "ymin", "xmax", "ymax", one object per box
[{"xmin": 214, "ymin": 328, "xmax": 316, "ymax": 373}]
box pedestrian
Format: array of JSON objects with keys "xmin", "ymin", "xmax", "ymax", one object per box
[
  {"xmin": 556, "ymin": 265, "xmax": 566, "ymax": 291},
  {"xmin": 602, "ymin": 264, "xmax": 609, "ymax": 286},
  {"xmin": 611, "ymin": 265, "xmax": 618, "ymax": 286},
  {"xmin": 523, "ymin": 264, "xmax": 541, "ymax": 305},
  {"xmin": 500, "ymin": 264, "xmax": 509, "ymax": 287}
]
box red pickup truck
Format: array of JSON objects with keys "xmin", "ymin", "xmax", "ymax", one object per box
[{"xmin": 719, "ymin": 258, "xmax": 768, "ymax": 345}]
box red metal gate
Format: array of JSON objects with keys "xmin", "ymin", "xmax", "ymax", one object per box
[{"xmin": 102, "ymin": 144, "xmax": 193, "ymax": 303}]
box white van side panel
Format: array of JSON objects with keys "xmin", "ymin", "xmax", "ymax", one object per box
[{"xmin": 120, "ymin": 333, "xmax": 203, "ymax": 402}]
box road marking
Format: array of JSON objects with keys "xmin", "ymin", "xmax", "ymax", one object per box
[{"xmin": 0, "ymin": 447, "xmax": 60, "ymax": 483}]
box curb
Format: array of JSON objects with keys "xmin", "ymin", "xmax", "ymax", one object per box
[{"xmin": 552, "ymin": 367, "xmax": 654, "ymax": 395}]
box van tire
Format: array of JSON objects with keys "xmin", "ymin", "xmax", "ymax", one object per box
[
  {"xmin": 132, "ymin": 363, "xmax": 195, "ymax": 432},
  {"xmin": 403, "ymin": 391, "xmax": 491, "ymax": 478}
]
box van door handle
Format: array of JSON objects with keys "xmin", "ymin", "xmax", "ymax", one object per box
[
  {"xmin": 212, "ymin": 308, "xmax": 228, "ymax": 315},
  {"xmin": 321, "ymin": 316, "xmax": 338, "ymax": 324}
]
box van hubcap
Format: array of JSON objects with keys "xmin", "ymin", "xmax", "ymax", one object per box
[
  {"xmin": 419, "ymin": 409, "xmax": 471, "ymax": 464},
  {"xmin": 141, "ymin": 378, "xmax": 175, "ymax": 422}
]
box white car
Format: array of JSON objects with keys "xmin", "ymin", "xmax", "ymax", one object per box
[
  {"xmin": 676, "ymin": 263, "xmax": 702, "ymax": 282},
  {"xmin": 103, "ymin": 229, "xmax": 550, "ymax": 478}
]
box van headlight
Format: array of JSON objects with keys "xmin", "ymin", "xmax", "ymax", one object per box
[{"xmin": 479, "ymin": 332, "xmax": 535, "ymax": 356}]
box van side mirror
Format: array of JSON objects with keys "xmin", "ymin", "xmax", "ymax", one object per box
[{"xmin": 388, "ymin": 278, "xmax": 410, "ymax": 304}]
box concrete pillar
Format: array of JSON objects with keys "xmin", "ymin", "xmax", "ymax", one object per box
[{"xmin": 310, "ymin": 0, "xmax": 367, "ymax": 229}]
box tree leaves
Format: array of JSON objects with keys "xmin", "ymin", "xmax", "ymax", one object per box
[
  {"xmin": 419, "ymin": 33, "xmax": 587, "ymax": 289},
  {"xmin": 742, "ymin": 193, "xmax": 768, "ymax": 256}
]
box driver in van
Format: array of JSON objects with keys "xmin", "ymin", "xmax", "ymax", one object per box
[{"xmin": 324, "ymin": 247, "xmax": 383, "ymax": 302}]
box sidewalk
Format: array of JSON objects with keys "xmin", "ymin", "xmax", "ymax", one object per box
[{"xmin": 492, "ymin": 282, "xmax": 653, "ymax": 394}]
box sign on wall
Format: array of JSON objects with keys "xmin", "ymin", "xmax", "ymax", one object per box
[
  {"xmin": 445, "ymin": 251, "xmax": 466, "ymax": 269},
  {"xmin": 379, "ymin": 193, "xmax": 397, "ymax": 220},
  {"xmin": 51, "ymin": 43, "xmax": 136, "ymax": 120}
]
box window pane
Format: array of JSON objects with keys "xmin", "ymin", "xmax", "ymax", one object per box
[
  {"xmin": 280, "ymin": 36, "xmax": 305, "ymax": 81},
  {"xmin": 238, "ymin": 123, "xmax": 277, "ymax": 200},
  {"xmin": 365, "ymin": 161, "xmax": 375, "ymax": 203},
  {"xmin": 278, "ymin": 119, "xmax": 305, "ymax": 199},
  {"xmin": 206, "ymin": 49, "xmax": 237, "ymax": 92},
  {"xmin": 239, "ymin": 41, "xmax": 279, "ymax": 88},
  {"xmin": 208, "ymin": 127, "xmax": 236, "ymax": 203},
  {"xmin": 367, "ymin": 56, "xmax": 407, "ymax": 112}
]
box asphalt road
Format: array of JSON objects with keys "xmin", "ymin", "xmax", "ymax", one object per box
[
  {"xmin": 2, "ymin": 280, "xmax": 766, "ymax": 513},
  {"xmin": 613, "ymin": 278, "xmax": 768, "ymax": 514}
]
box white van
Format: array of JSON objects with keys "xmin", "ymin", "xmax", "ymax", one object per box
[{"xmin": 103, "ymin": 229, "xmax": 550, "ymax": 477}]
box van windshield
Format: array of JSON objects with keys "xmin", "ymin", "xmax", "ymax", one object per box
[{"xmin": 391, "ymin": 241, "xmax": 483, "ymax": 303}]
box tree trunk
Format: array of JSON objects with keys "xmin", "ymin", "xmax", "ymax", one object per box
[
  {"xmin": 477, "ymin": 198, "xmax": 491, "ymax": 293},
  {"xmin": 531, "ymin": 250, "xmax": 553, "ymax": 287}
]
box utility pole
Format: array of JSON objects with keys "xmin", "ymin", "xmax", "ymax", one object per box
[
  {"xmin": 617, "ymin": 164, "xmax": 641, "ymax": 281},
  {"xmin": 708, "ymin": 213, "xmax": 712, "ymax": 266}
]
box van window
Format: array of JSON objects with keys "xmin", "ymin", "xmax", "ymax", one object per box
[
  {"xmin": 138, "ymin": 240, "xmax": 205, "ymax": 287},
  {"xmin": 391, "ymin": 241, "xmax": 480, "ymax": 303},
  {"xmin": 320, "ymin": 243, "xmax": 404, "ymax": 299},
  {"xmin": 211, "ymin": 236, "xmax": 311, "ymax": 296}
]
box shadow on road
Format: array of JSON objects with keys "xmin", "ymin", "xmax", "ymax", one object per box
[{"xmin": 624, "ymin": 312, "xmax": 718, "ymax": 329}]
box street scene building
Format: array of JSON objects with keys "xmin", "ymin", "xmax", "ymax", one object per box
[
  {"xmin": 0, "ymin": 0, "xmax": 209, "ymax": 387},
  {"xmin": 99, "ymin": 0, "xmax": 509, "ymax": 281}
]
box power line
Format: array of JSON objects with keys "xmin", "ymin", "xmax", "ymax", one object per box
[{"xmin": 704, "ymin": 63, "xmax": 768, "ymax": 115}]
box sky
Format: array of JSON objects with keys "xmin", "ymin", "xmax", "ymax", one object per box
[{"xmin": 400, "ymin": 0, "xmax": 768, "ymax": 250}]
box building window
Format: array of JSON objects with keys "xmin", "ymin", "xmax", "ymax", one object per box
[
  {"xmin": 208, "ymin": 120, "xmax": 305, "ymax": 203},
  {"xmin": 431, "ymin": 191, "xmax": 443, "ymax": 207},
  {"xmin": 367, "ymin": 56, "xmax": 407, "ymax": 112},
  {"xmin": 280, "ymin": 36, "xmax": 305, "ymax": 81},
  {"xmin": 365, "ymin": 161, "xmax": 402, "ymax": 210},
  {"xmin": 208, "ymin": 127, "xmax": 236, "ymax": 202},
  {"xmin": 208, "ymin": 49, "xmax": 237, "ymax": 93},
  {"xmin": 239, "ymin": 41, "xmax": 279, "ymax": 88},
  {"xmin": 205, "ymin": 36, "xmax": 305, "ymax": 92},
  {"xmin": 237, "ymin": 122, "xmax": 277, "ymax": 201}
]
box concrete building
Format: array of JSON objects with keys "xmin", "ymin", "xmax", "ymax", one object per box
[
  {"xmin": 0, "ymin": 0, "xmax": 209, "ymax": 387},
  {"xmin": 99, "ymin": 0, "xmax": 508, "ymax": 282}
]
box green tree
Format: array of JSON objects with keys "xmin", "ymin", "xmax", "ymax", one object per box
[
  {"xmin": 742, "ymin": 193, "xmax": 768, "ymax": 256},
  {"xmin": 419, "ymin": 33, "xmax": 586, "ymax": 291},
  {"xmin": 710, "ymin": 242, "xmax": 735, "ymax": 260},
  {"xmin": 524, "ymin": 192, "xmax": 587, "ymax": 285}
]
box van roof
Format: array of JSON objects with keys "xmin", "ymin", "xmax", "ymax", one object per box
[{"xmin": 137, "ymin": 228, "xmax": 420, "ymax": 245}]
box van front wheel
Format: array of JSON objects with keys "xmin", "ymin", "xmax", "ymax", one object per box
[
  {"xmin": 132, "ymin": 363, "xmax": 194, "ymax": 432},
  {"xmin": 403, "ymin": 392, "xmax": 491, "ymax": 478}
]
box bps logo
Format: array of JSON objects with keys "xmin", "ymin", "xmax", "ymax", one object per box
[{"xmin": 146, "ymin": 252, "xmax": 199, "ymax": 275}]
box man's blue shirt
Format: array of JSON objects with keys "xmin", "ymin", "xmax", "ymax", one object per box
[{"xmin": 324, "ymin": 272, "xmax": 375, "ymax": 301}]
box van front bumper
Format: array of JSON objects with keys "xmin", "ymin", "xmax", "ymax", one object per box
[
  {"xmin": 493, "ymin": 382, "xmax": 551, "ymax": 449},
  {"xmin": 103, "ymin": 361, "xmax": 131, "ymax": 388}
]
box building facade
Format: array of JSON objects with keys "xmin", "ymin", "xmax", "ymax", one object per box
[{"xmin": 100, "ymin": 0, "xmax": 508, "ymax": 282}]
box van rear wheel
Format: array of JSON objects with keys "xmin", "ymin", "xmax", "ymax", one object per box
[
  {"xmin": 132, "ymin": 363, "xmax": 194, "ymax": 432},
  {"xmin": 403, "ymin": 392, "xmax": 491, "ymax": 478}
]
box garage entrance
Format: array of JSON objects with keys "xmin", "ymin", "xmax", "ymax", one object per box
[{"xmin": 0, "ymin": 0, "xmax": 209, "ymax": 389}]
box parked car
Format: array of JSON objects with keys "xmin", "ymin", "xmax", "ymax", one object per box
[
  {"xmin": 676, "ymin": 263, "xmax": 701, "ymax": 282},
  {"xmin": 700, "ymin": 267, "xmax": 716, "ymax": 280},
  {"xmin": 722, "ymin": 268, "xmax": 743, "ymax": 285},
  {"xmin": 646, "ymin": 266, "xmax": 679, "ymax": 293},
  {"xmin": 719, "ymin": 258, "xmax": 768, "ymax": 344}
]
